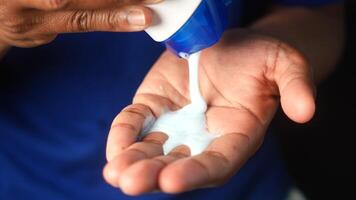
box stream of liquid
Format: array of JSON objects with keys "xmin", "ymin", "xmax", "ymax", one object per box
[{"xmin": 140, "ymin": 52, "xmax": 216, "ymax": 155}]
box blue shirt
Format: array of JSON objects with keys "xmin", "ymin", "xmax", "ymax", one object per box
[{"xmin": 0, "ymin": 0, "xmax": 341, "ymax": 199}]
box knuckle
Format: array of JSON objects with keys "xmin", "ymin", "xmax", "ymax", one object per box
[
  {"xmin": 111, "ymin": 122, "xmax": 137, "ymax": 133},
  {"xmin": 122, "ymin": 105, "xmax": 147, "ymax": 118},
  {"xmin": 96, "ymin": 10, "xmax": 128, "ymax": 31},
  {"xmin": 106, "ymin": 11, "xmax": 120, "ymax": 30},
  {"xmin": 3, "ymin": 17, "xmax": 28, "ymax": 34},
  {"xmin": 43, "ymin": 0, "xmax": 66, "ymax": 10},
  {"xmin": 2, "ymin": 14, "xmax": 43, "ymax": 35},
  {"xmin": 68, "ymin": 11, "xmax": 93, "ymax": 32}
]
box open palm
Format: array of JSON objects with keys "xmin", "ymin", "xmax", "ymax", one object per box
[{"xmin": 103, "ymin": 29, "xmax": 316, "ymax": 195}]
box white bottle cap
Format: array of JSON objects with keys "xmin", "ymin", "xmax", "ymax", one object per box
[{"xmin": 145, "ymin": 0, "xmax": 202, "ymax": 42}]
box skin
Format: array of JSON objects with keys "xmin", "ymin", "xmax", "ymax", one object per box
[
  {"xmin": 103, "ymin": 5, "xmax": 345, "ymax": 196},
  {"xmin": 0, "ymin": 0, "xmax": 162, "ymax": 57},
  {"xmin": 103, "ymin": 29, "xmax": 315, "ymax": 195},
  {"xmin": 0, "ymin": 0, "xmax": 344, "ymax": 197}
]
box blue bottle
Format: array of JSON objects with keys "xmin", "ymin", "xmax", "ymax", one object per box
[{"xmin": 145, "ymin": 0, "xmax": 231, "ymax": 58}]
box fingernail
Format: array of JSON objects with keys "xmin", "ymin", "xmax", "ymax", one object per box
[{"xmin": 127, "ymin": 9, "xmax": 146, "ymax": 26}]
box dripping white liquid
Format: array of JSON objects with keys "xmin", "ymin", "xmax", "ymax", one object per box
[{"xmin": 140, "ymin": 51, "xmax": 216, "ymax": 156}]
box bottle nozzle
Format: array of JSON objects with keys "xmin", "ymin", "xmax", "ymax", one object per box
[{"xmin": 145, "ymin": 0, "xmax": 229, "ymax": 57}]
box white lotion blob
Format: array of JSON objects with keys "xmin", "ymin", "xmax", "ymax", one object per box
[{"xmin": 140, "ymin": 52, "xmax": 217, "ymax": 156}]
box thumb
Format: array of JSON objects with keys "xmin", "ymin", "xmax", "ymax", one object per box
[
  {"xmin": 274, "ymin": 46, "xmax": 316, "ymax": 123},
  {"xmin": 43, "ymin": 6, "xmax": 153, "ymax": 33}
]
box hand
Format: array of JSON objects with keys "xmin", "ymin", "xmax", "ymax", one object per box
[
  {"xmin": 103, "ymin": 29, "xmax": 316, "ymax": 195},
  {"xmin": 0, "ymin": 0, "xmax": 161, "ymax": 48}
]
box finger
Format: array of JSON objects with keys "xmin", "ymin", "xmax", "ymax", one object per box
[
  {"xmin": 274, "ymin": 47, "xmax": 316, "ymax": 123},
  {"xmin": 1, "ymin": 33, "xmax": 57, "ymax": 48},
  {"xmin": 42, "ymin": 5, "xmax": 153, "ymax": 33},
  {"xmin": 279, "ymin": 69, "xmax": 316, "ymax": 123},
  {"xmin": 65, "ymin": 0, "xmax": 163, "ymax": 10},
  {"xmin": 135, "ymin": 51, "xmax": 191, "ymax": 109},
  {"xmin": 133, "ymin": 93, "xmax": 179, "ymax": 117},
  {"xmin": 119, "ymin": 146, "xmax": 190, "ymax": 195},
  {"xmin": 103, "ymin": 132, "xmax": 167, "ymax": 188},
  {"xmin": 16, "ymin": 0, "xmax": 69, "ymax": 11},
  {"xmin": 106, "ymin": 104, "xmax": 154, "ymax": 162},
  {"xmin": 159, "ymin": 133, "xmax": 252, "ymax": 193},
  {"xmin": 15, "ymin": 0, "xmax": 162, "ymax": 11}
]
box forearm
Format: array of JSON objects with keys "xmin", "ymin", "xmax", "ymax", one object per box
[{"xmin": 250, "ymin": 4, "xmax": 345, "ymax": 84}]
